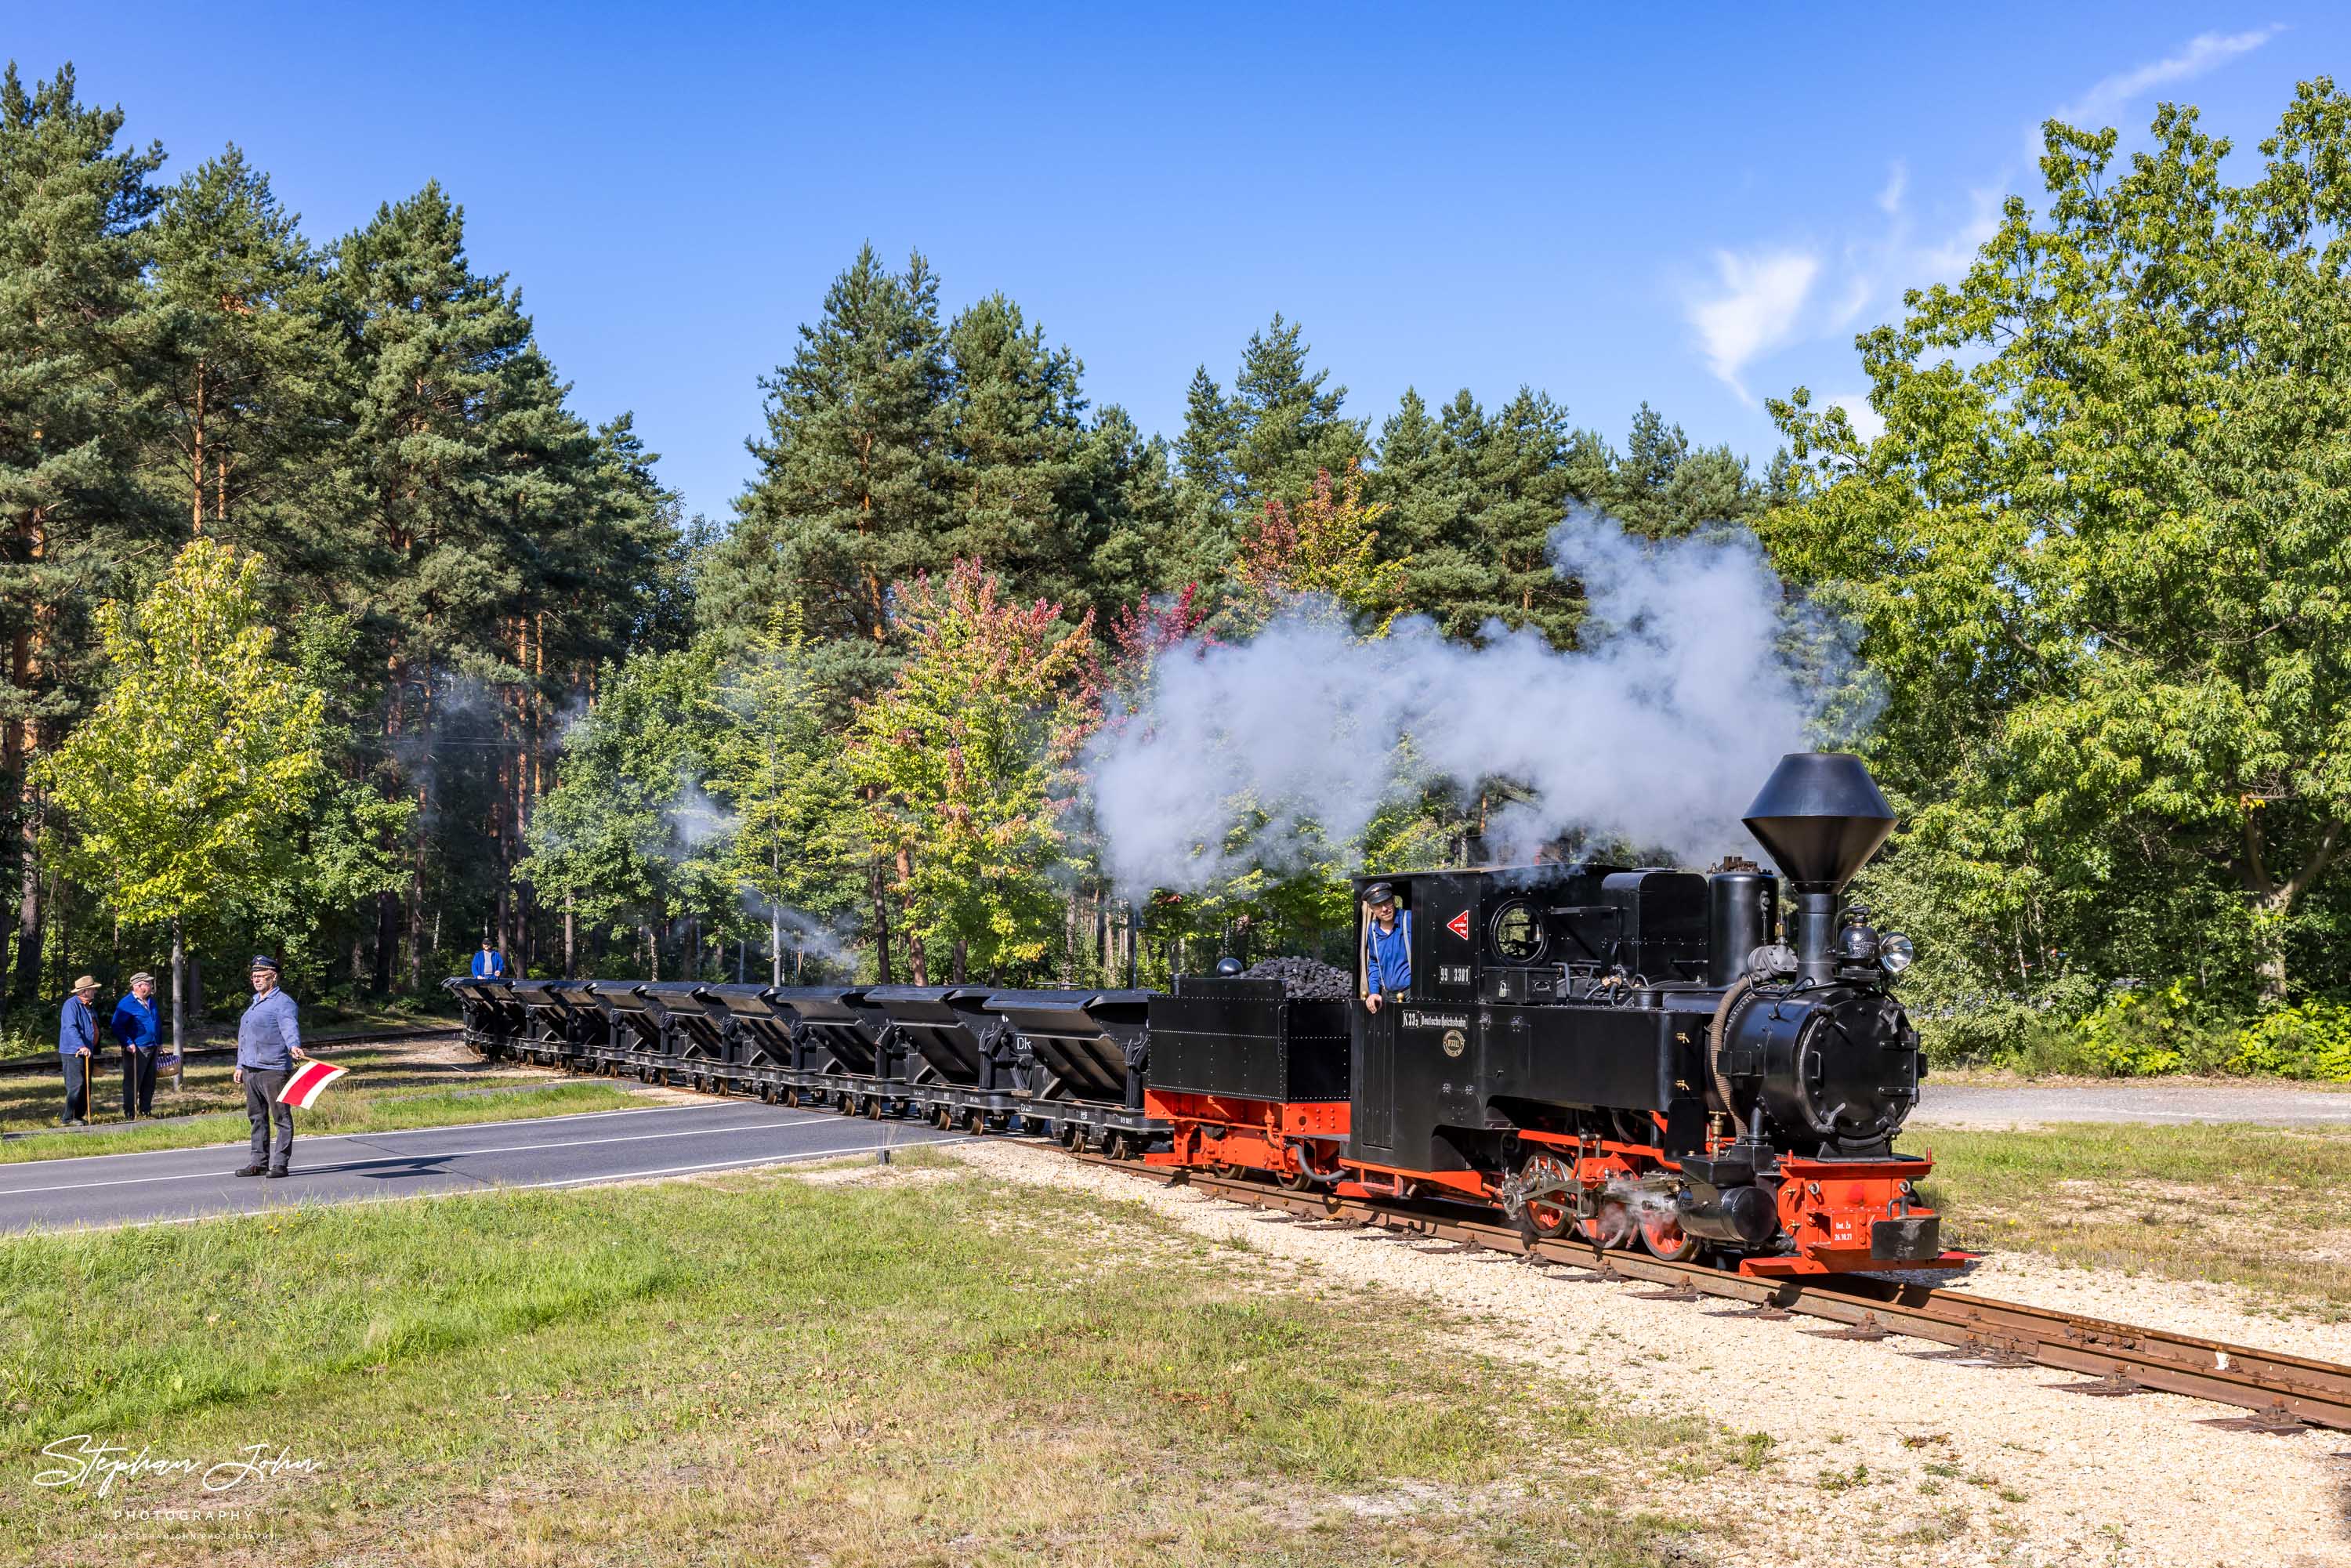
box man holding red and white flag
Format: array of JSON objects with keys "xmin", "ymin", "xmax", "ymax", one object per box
[{"xmin": 232, "ymin": 956, "xmax": 310, "ymax": 1179}]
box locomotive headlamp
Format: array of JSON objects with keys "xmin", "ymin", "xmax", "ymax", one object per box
[{"xmin": 1878, "ymin": 932, "xmax": 1915, "ymax": 976}]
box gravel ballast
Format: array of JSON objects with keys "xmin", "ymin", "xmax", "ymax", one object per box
[{"xmin": 948, "ymin": 1140, "xmax": 2351, "ymax": 1566}]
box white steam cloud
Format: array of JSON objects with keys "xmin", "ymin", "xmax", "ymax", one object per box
[{"xmin": 1085, "ymin": 515, "xmax": 1866, "ymax": 893}]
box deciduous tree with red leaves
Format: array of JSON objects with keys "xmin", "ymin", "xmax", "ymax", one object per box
[{"xmin": 849, "ymin": 559, "xmax": 1096, "ymax": 983}]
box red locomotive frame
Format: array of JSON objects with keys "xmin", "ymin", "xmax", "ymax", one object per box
[{"xmin": 1149, "ymin": 1091, "xmax": 1961, "ymax": 1276}]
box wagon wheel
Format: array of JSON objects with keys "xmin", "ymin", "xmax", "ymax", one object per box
[
  {"xmin": 837, "ymin": 1092, "xmax": 857, "ymax": 1115},
  {"xmin": 1638, "ymin": 1208, "xmax": 1702, "ymax": 1262},
  {"xmin": 1517, "ymin": 1153, "xmax": 1576, "ymax": 1240},
  {"xmin": 1581, "ymin": 1197, "xmax": 1637, "ymax": 1250},
  {"xmin": 781, "ymin": 1087, "xmax": 799, "ymax": 1107},
  {"xmin": 864, "ymin": 1096, "xmax": 883, "ymax": 1120},
  {"xmin": 934, "ymin": 1106, "xmax": 955, "ymax": 1130},
  {"xmin": 965, "ymin": 1109, "xmax": 987, "ymax": 1135}
]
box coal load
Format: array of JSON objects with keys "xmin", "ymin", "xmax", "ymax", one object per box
[{"xmin": 1242, "ymin": 955, "xmax": 1353, "ymax": 1001}]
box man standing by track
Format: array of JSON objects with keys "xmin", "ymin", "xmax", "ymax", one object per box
[
  {"xmin": 110, "ymin": 971, "xmax": 161, "ymax": 1119},
  {"xmin": 233, "ymin": 956, "xmax": 308, "ymax": 1178}
]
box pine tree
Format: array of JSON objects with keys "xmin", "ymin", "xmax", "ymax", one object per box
[
  {"xmin": 712, "ymin": 244, "xmax": 950, "ymax": 701},
  {"xmin": 1467, "ymin": 388, "xmax": 1584, "ymax": 646},
  {"xmin": 1369, "ymin": 389, "xmax": 1486, "ymax": 636},
  {"xmin": 0, "ymin": 63, "xmax": 165, "ymax": 1008},
  {"xmin": 1229, "ymin": 313, "xmax": 1363, "ymax": 506},
  {"xmin": 941, "ymin": 292, "xmax": 1106, "ymax": 619},
  {"xmin": 330, "ymin": 181, "xmax": 549, "ymax": 990},
  {"xmin": 147, "ymin": 145, "xmax": 339, "ymax": 556},
  {"xmin": 1589, "ymin": 401, "xmax": 1759, "ymax": 539}
]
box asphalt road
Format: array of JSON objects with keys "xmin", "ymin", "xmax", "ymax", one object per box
[
  {"xmin": 1913, "ymin": 1079, "xmax": 2351, "ymax": 1128},
  {"xmin": 0, "ymin": 1100, "xmax": 962, "ymax": 1233}
]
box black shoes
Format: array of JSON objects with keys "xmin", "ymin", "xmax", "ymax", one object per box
[
  {"xmin": 265, "ymin": 1168, "xmax": 289, "ymax": 1179},
  {"xmin": 235, "ymin": 1164, "xmax": 266, "ymax": 1177}
]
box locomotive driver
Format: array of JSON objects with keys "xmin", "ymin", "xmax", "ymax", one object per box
[{"xmin": 1360, "ymin": 882, "xmax": 1411, "ymax": 1013}]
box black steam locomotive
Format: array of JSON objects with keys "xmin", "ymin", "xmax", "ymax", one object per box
[{"xmin": 451, "ymin": 752, "xmax": 1947, "ymax": 1276}]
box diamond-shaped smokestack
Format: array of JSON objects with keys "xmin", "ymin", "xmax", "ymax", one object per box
[{"xmin": 1741, "ymin": 752, "xmax": 1896, "ymax": 891}]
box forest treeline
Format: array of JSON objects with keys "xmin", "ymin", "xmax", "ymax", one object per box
[{"xmin": 13, "ymin": 59, "xmax": 2351, "ymax": 1077}]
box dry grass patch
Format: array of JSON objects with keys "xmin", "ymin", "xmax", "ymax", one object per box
[
  {"xmin": 2, "ymin": 1161, "xmax": 1730, "ymax": 1566},
  {"xmin": 1918, "ymin": 1121, "xmax": 2351, "ymax": 1316}
]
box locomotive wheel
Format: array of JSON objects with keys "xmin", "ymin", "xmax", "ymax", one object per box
[
  {"xmin": 1277, "ymin": 1165, "xmax": 1314, "ymax": 1192},
  {"xmin": 1516, "ymin": 1154, "xmax": 1576, "ymax": 1239},
  {"xmin": 1638, "ymin": 1208, "xmax": 1701, "ymax": 1262},
  {"xmin": 1581, "ymin": 1199, "xmax": 1637, "ymax": 1250}
]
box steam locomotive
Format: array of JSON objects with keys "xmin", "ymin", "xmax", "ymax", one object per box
[{"xmin": 450, "ymin": 752, "xmax": 1951, "ymax": 1276}]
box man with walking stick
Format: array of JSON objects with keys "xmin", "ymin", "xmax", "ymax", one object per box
[{"xmin": 57, "ymin": 975, "xmax": 101, "ymax": 1127}]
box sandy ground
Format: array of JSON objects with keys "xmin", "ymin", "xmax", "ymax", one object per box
[{"xmin": 936, "ymin": 1140, "xmax": 2351, "ymax": 1568}]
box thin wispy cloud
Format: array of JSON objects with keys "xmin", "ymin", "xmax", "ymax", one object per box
[
  {"xmin": 1688, "ymin": 248, "xmax": 1818, "ymax": 402},
  {"xmin": 2056, "ymin": 25, "xmax": 2283, "ymax": 128},
  {"xmin": 1683, "ymin": 27, "xmax": 2281, "ymax": 408}
]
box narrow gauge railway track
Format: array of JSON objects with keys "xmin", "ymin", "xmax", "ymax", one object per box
[
  {"xmin": 472, "ymin": 1045, "xmax": 2351, "ymax": 1436},
  {"xmin": 1073, "ymin": 1153, "xmax": 2351, "ymax": 1436}
]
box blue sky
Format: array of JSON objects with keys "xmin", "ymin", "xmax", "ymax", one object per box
[{"xmin": 23, "ymin": 4, "xmax": 2346, "ymax": 522}]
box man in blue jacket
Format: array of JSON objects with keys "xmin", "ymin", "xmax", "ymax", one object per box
[
  {"xmin": 234, "ymin": 956, "xmax": 308, "ymax": 1178},
  {"xmin": 110, "ymin": 971, "xmax": 161, "ymax": 1119},
  {"xmin": 1360, "ymin": 883, "xmax": 1412, "ymax": 1013},
  {"xmin": 57, "ymin": 975, "xmax": 100, "ymax": 1126},
  {"xmin": 471, "ymin": 937, "xmax": 506, "ymax": 979}
]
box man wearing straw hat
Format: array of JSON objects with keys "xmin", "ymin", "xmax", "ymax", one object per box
[
  {"xmin": 57, "ymin": 975, "xmax": 101, "ymax": 1126},
  {"xmin": 232, "ymin": 955, "xmax": 307, "ymax": 1178}
]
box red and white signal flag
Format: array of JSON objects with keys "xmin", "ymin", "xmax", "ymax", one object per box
[{"xmin": 278, "ymin": 1060, "xmax": 348, "ymax": 1110}]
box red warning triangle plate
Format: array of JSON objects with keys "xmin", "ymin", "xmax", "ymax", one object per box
[{"xmin": 1446, "ymin": 910, "xmax": 1471, "ymax": 940}]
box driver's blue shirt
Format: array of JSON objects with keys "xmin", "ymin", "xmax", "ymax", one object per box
[{"xmin": 1364, "ymin": 911, "xmax": 1412, "ymax": 995}]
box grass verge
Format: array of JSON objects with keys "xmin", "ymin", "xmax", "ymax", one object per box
[
  {"xmin": 0, "ymin": 1074, "xmax": 645, "ymax": 1164},
  {"xmin": 0, "ymin": 1157, "xmax": 1726, "ymax": 1566},
  {"xmin": 1918, "ymin": 1121, "xmax": 2351, "ymax": 1316}
]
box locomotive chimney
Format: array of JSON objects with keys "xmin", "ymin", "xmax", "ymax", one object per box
[{"xmin": 1741, "ymin": 752, "xmax": 1896, "ymax": 983}]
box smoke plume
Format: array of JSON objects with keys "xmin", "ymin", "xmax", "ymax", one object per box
[{"xmin": 1085, "ymin": 514, "xmax": 1868, "ymax": 892}]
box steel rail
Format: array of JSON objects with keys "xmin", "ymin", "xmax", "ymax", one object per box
[
  {"xmin": 445, "ymin": 1043, "xmax": 2351, "ymax": 1433},
  {"xmin": 1084, "ymin": 1157, "xmax": 2351, "ymax": 1434}
]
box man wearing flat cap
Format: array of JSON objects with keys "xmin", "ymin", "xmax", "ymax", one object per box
[
  {"xmin": 234, "ymin": 956, "xmax": 307, "ymax": 1178},
  {"xmin": 1360, "ymin": 882, "xmax": 1412, "ymax": 1015},
  {"xmin": 57, "ymin": 975, "xmax": 101, "ymax": 1126},
  {"xmin": 110, "ymin": 972, "xmax": 161, "ymax": 1119}
]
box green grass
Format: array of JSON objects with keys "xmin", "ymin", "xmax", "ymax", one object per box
[
  {"xmin": 0, "ymin": 1158, "xmax": 1728, "ymax": 1566},
  {"xmin": 0, "ymin": 1068, "xmax": 644, "ymax": 1164},
  {"xmin": 1918, "ymin": 1121, "xmax": 2351, "ymax": 1316}
]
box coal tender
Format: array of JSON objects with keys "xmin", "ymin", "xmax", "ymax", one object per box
[{"xmin": 446, "ymin": 752, "xmax": 1953, "ymax": 1276}]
